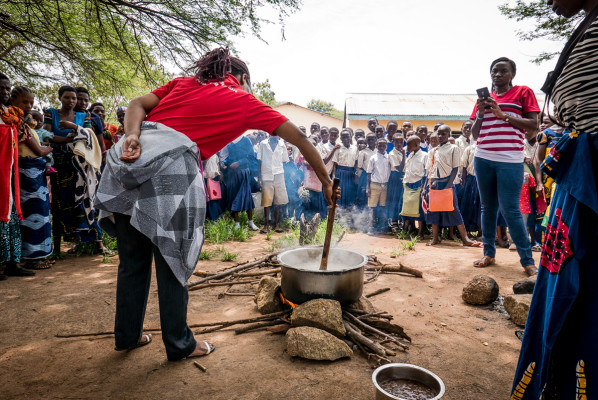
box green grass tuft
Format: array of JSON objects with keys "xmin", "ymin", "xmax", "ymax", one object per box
[{"xmin": 204, "ymin": 213, "xmax": 254, "ymax": 244}]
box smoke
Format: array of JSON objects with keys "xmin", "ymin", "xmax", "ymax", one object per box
[{"xmin": 335, "ymin": 205, "xmax": 372, "ymax": 232}]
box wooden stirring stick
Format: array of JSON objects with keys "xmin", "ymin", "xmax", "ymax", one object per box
[{"xmin": 319, "ymin": 178, "xmax": 340, "ymax": 271}]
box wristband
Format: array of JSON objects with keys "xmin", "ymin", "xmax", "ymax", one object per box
[
  {"xmin": 503, "ymin": 116, "xmax": 510, "ymax": 123},
  {"xmin": 476, "ymin": 114, "xmax": 484, "ymax": 120}
]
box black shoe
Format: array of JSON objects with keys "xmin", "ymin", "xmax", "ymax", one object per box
[{"xmin": 4, "ymin": 266, "xmax": 36, "ymax": 277}]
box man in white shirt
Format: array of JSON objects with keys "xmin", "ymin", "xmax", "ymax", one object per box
[
  {"xmin": 257, "ymin": 136, "xmax": 289, "ymax": 233},
  {"xmin": 366, "ymin": 138, "xmax": 391, "ymax": 233}
]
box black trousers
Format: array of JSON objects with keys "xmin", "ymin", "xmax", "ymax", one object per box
[{"xmin": 113, "ymin": 213, "xmax": 196, "ymax": 361}]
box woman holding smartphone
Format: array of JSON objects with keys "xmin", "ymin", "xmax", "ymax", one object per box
[{"xmin": 470, "ymin": 57, "xmax": 540, "ymax": 277}]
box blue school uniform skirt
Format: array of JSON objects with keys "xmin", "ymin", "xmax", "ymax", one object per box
[
  {"xmin": 335, "ymin": 166, "xmax": 356, "ymax": 208},
  {"xmin": 226, "ymin": 167, "xmax": 255, "ymax": 212},
  {"xmin": 425, "ymin": 177, "xmax": 464, "ymax": 227},
  {"xmin": 386, "ymin": 171, "xmax": 404, "ymax": 221},
  {"xmin": 303, "ymin": 189, "xmax": 328, "ymax": 220},
  {"xmin": 460, "ymin": 174, "xmax": 481, "ymax": 232},
  {"xmin": 355, "ymin": 169, "xmax": 368, "ymax": 209},
  {"xmin": 512, "ymin": 131, "xmax": 598, "ymax": 400},
  {"xmin": 19, "ymin": 157, "xmax": 52, "ymax": 259}
]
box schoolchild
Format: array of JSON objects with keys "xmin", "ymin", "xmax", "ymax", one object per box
[
  {"xmin": 355, "ymin": 132, "xmax": 376, "ymax": 209},
  {"xmin": 332, "ymin": 129, "xmax": 358, "ymax": 208},
  {"xmin": 400, "ymin": 136, "xmax": 428, "ymax": 239},
  {"xmin": 257, "ymin": 135, "xmax": 289, "ymax": 233},
  {"xmin": 283, "ymin": 143, "xmax": 304, "ymax": 221},
  {"xmin": 386, "ymin": 120, "xmax": 399, "ymax": 152},
  {"xmin": 366, "ymin": 138, "xmax": 391, "ymax": 232},
  {"xmin": 386, "ymin": 135, "xmax": 406, "ymax": 227},
  {"xmin": 424, "ymin": 125, "xmax": 480, "ymax": 247},
  {"xmin": 459, "ymin": 140, "xmax": 481, "ymax": 236}
]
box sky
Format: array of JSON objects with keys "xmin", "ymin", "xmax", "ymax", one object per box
[{"xmin": 231, "ymin": 0, "xmax": 565, "ymax": 110}]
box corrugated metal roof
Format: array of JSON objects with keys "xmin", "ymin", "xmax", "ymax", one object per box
[{"xmin": 345, "ymin": 93, "xmax": 545, "ymax": 119}]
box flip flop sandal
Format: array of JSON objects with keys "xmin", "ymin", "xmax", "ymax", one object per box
[
  {"xmin": 473, "ymin": 256, "xmax": 495, "ymax": 268},
  {"xmin": 115, "ymin": 333, "xmax": 152, "ymax": 351},
  {"xmin": 531, "ymin": 245, "xmax": 542, "ymax": 252},
  {"xmin": 187, "ymin": 341, "xmax": 216, "ymax": 358},
  {"xmin": 31, "ymin": 260, "xmax": 52, "ymax": 270},
  {"xmin": 274, "ymin": 228, "xmax": 284, "ymax": 233},
  {"xmin": 464, "ymin": 241, "xmax": 483, "ymax": 247}
]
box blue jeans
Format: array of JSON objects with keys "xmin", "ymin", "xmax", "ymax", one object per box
[
  {"xmin": 113, "ymin": 213, "xmax": 196, "ymax": 361},
  {"xmin": 474, "ymin": 157, "xmax": 534, "ymax": 267}
]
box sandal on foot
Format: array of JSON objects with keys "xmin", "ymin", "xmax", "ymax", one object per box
[
  {"xmin": 30, "ymin": 260, "xmax": 52, "ymax": 270},
  {"xmin": 426, "ymin": 240, "xmax": 440, "ymax": 246},
  {"xmin": 464, "ymin": 241, "xmax": 483, "ymax": 247},
  {"xmin": 531, "ymin": 244, "xmax": 542, "ymax": 252},
  {"xmin": 187, "ymin": 341, "xmax": 215, "ymax": 358},
  {"xmin": 524, "ymin": 265, "xmax": 538, "ymax": 277},
  {"xmin": 473, "ymin": 256, "xmax": 495, "ymax": 268},
  {"xmin": 115, "ymin": 333, "xmax": 152, "ymax": 351}
]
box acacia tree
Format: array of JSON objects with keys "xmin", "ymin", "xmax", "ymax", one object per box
[
  {"xmin": 499, "ymin": 0, "xmax": 584, "ymax": 63},
  {"xmin": 307, "ymin": 99, "xmax": 342, "ymax": 119},
  {"xmin": 0, "ymin": 0, "xmax": 300, "ymax": 110},
  {"xmin": 254, "ymin": 79, "xmax": 277, "ymax": 106}
]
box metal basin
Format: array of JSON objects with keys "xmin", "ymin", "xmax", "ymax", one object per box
[
  {"xmin": 277, "ymin": 247, "xmax": 367, "ymax": 305},
  {"xmin": 372, "ymin": 363, "xmax": 445, "ymax": 400}
]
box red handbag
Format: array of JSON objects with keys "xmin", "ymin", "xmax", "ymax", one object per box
[
  {"xmin": 206, "ymin": 178, "xmax": 222, "ymax": 201},
  {"xmin": 428, "ymin": 150, "xmax": 455, "ymax": 212}
]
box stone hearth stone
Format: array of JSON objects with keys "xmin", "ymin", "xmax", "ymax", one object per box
[{"xmin": 286, "ymin": 327, "xmax": 352, "ymax": 361}]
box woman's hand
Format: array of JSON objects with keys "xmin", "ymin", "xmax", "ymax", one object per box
[
  {"xmin": 120, "ymin": 135, "xmax": 141, "ymax": 163},
  {"xmin": 475, "ymin": 98, "xmax": 487, "ymax": 117},
  {"xmin": 485, "ymin": 97, "xmax": 506, "ymax": 120},
  {"xmin": 322, "ymin": 180, "xmax": 341, "ymax": 206},
  {"xmin": 59, "ymin": 121, "xmax": 78, "ymax": 131}
]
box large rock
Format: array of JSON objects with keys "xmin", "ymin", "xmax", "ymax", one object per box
[
  {"xmin": 291, "ymin": 298, "xmax": 345, "ymax": 337},
  {"xmin": 346, "ymin": 296, "xmax": 377, "ymax": 314},
  {"xmin": 504, "ymin": 294, "xmax": 533, "ymax": 327},
  {"xmin": 254, "ymin": 277, "xmax": 284, "ymax": 314},
  {"xmin": 513, "ymin": 275, "xmax": 537, "ymax": 295},
  {"xmin": 286, "ymin": 327, "xmax": 352, "ymax": 361},
  {"xmin": 462, "ymin": 275, "xmax": 499, "ymax": 305}
]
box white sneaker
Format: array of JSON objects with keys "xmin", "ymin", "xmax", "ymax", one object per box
[
  {"xmin": 248, "ymin": 220, "xmax": 259, "ymax": 231},
  {"xmin": 234, "ymin": 222, "xmax": 241, "ymax": 229}
]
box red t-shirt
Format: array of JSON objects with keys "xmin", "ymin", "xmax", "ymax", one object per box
[
  {"xmin": 146, "ymin": 75, "xmax": 288, "ymax": 159},
  {"xmin": 470, "ymin": 85, "xmax": 540, "ymax": 163}
]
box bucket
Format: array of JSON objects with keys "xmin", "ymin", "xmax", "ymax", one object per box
[{"xmin": 372, "ymin": 363, "xmax": 445, "ymax": 400}]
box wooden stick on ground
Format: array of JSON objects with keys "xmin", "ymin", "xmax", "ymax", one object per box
[
  {"xmin": 193, "ymin": 361, "xmax": 207, "ymax": 372},
  {"xmin": 343, "ymin": 321, "xmax": 388, "ymax": 358},
  {"xmin": 194, "ymin": 311, "xmax": 290, "ymax": 334},
  {"xmin": 233, "ymin": 268, "xmax": 281, "ymax": 278},
  {"xmin": 365, "ymin": 263, "xmax": 423, "ymax": 278},
  {"xmin": 189, "ymin": 279, "xmax": 259, "ymax": 291},
  {"xmin": 365, "ymin": 288, "xmax": 390, "ymax": 298},
  {"xmin": 344, "ymin": 312, "xmax": 408, "ymax": 350},
  {"xmin": 234, "ymin": 320, "xmax": 281, "ymax": 334}
]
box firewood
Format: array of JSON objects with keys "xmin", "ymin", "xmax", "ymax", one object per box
[
  {"xmin": 189, "ymin": 279, "xmax": 259, "ymax": 291},
  {"xmin": 234, "ymin": 320, "xmax": 281, "ymax": 334},
  {"xmin": 233, "ymin": 268, "xmax": 281, "ymax": 278},
  {"xmin": 360, "ymin": 318, "xmax": 412, "ymax": 342},
  {"xmin": 356, "ymin": 311, "xmax": 393, "ymax": 320},
  {"xmin": 343, "ymin": 321, "xmax": 387, "ymax": 358},
  {"xmin": 365, "ymin": 288, "xmax": 390, "ymax": 298},
  {"xmin": 194, "ymin": 311, "xmax": 289, "ymax": 334},
  {"xmin": 344, "ymin": 312, "xmax": 409, "ymax": 351},
  {"xmin": 365, "ymin": 263, "xmax": 423, "ymax": 278},
  {"xmin": 266, "ymin": 324, "xmax": 291, "ymax": 334},
  {"xmin": 222, "ymin": 292, "xmax": 254, "ymax": 297}
]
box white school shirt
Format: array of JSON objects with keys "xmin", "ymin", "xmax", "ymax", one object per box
[
  {"xmin": 357, "ymin": 148, "xmax": 375, "ymax": 170},
  {"xmin": 318, "ymin": 141, "xmax": 335, "ymax": 174},
  {"xmin": 461, "ymin": 141, "xmax": 477, "ymax": 176},
  {"xmin": 427, "ymin": 143, "xmax": 460, "ymax": 179},
  {"xmin": 403, "ymin": 150, "xmax": 428, "ymax": 184},
  {"xmin": 388, "ymin": 147, "xmax": 405, "ymax": 172},
  {"xmin": 455, "ymin": 135, "xmax": 471, "ymax": 152},
  {"xmin": 332, "ymin": 144, "xmax": 358, "ymax": 167},
  {"xmin": 366, "ymin": 152, "xmax": 391, "ymax": 184},
  {"xmin": 257, "ymin": 139, "xmax": 289, "ymax": 181},
  {"xmin": 523, "ymin": 139, "xmax": 538, "ymax": 163},
  {"xmin": 204, "ymin": 154, "xmax": 221, "ymax": 179}
]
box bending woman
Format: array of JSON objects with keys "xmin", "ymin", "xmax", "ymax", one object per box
[
  {"xmin": 470, "ymin": 57, "xmax": 540, "ymax": 277},
  {"xmin": 96, "ymin": 48, "xmax": 334, "ymax": 361},
  {"xmin": 512, "ymin": 1, "xmax": 598, "ymax": 398}
]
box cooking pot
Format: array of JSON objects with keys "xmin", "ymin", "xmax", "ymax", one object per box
[{"xmin": 277, "ymin": 246, "xmax": 367, "ymax": 305}]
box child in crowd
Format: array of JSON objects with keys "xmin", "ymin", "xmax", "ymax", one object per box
[
  {"xmin": 113, "ymin": 106, "xmax": 127, "ymax": 143},
  {"xmin": 401, "ymin": 121, "xmax": 413, "ymax": 139},
  {"xmin": 224, "ymin": 135, "xmax": 259, "ymax": 231},
  {"xmin": 355, "ymin": 132, "xmax": 376, "ymax": 209},
  {"xmin": 455, "ymin": 120, "xmax": 473, "ymax": 154},
  {"xmin": 374, "ymin": 124, "xmax": 385, "ymax": 139},
  {"xmin": 301, "ymin": 137, "xmax": 328, "ymax": 219},
  {"xmin": 332, "ymin": 129, "xmax": 358, "ymax": 208},
  {"xmin": 12, "ymin": 87, "xmax": 54, "ymax": 270},
  {"xmin": 386, "ymin": 135, "xmax": 406, "ymax": 229},
  {"xmin": 366, "ymin": 138, "xmax": 391, "ymax": 233},
  {"xmin": 317, "ymin": 126, "xmax": 338, "ymax": 177},
  {"xmin": 357, "ymin": 138, "xmax": 367, "ymax": 151},
  {"xmin": 400, "ymin": 136, "xmax": 428, "ymax": 239},
  {"xmin": 31, "ymin": 110, "xmax": 56, "ymax": 173},
  {"xmin": 386, "ymin": 120, "xmax": 399, "ymax": 152},
  {"xmin": 367, "ymin": 117, "xmax": 378, "ymax": 134},
  {"xmin": 429, "ymin": 132, "xmax": 439, "ymax": 149},
  {"xmin": 354, "ymin": 129, "xmax": 365, "ymax": 142},
  {"xmin": 257, "ymin": 135, "xmax": 289, "ymax": 233},
  {"xmin": 416, "ymin": 125, "xmax": 429, "ymax": 152},
  {"xmin": 424, "ymin": 125, "xmax": 479, "ymax": 247},
  {"xmin": 283, "ymin": 143, "xmax": 304, "ymax": 221},
  {"xmin": 459, "ymin": 139, "xmax": 481, "ymax": 236},
  {"xmin": 204, "ymin": 153, "xmax": 223, "ymax": 221}
]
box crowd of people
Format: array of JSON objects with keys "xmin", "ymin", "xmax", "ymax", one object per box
[{"xmin": 0, "ymin": 64, "xmax": 560, "ymax": 281}]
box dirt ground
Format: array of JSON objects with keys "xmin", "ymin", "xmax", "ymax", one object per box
[{"xmin": 0, "ymin": 231, "xmax": 538, "ymax": 400}]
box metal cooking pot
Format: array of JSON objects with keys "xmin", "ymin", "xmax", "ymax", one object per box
[
  {"xmin": 372, "ymin": 363, "xmax": 445, "ymax": 400},
  {"xmin": 277, "ymin": 246, "xmax": 368, "ymax": 305}
]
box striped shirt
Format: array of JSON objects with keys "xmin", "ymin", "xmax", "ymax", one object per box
[
  {"xmin": 470, "ymin": 86, "xmax": 540, "ymax": 163},
  {"xmin": 552, "ymin": 18, "xmax": 598, "ymax": 134}
]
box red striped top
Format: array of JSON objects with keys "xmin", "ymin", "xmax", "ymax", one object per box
[{"xmin": 470, "ymin": 86, "xmax": 540, "ymax": 163}]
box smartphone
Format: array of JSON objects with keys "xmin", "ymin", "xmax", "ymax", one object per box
[
  {"xmin": 476, "ymin": 87, "xmax": 491, "ymax": 109},
  {"xmin": 476, "ymin": 87, "xmax": 490, "ymax": 99}
]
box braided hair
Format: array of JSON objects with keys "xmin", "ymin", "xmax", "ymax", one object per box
[
  {"xmin": 191, "ymin": 47, "xmax": 250, "ymax": 84},
  {"xmin": 10, "ymin": 86, "xmax": 32, "ymax": 102},
  {"xmin": 490, "ymin": 57, "xmax": 516, "ymax": 92}
]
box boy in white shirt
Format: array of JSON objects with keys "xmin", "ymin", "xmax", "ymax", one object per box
[
  {"xmin": 257, "ymin": 136, "xmax": 289, "ymax": 233},
  {"xmin": 332, "ymin": 129, "xmax": 358, "ymax": 208},
  {"xmin": 366, "ymin": 138, "xmax": 391, "ymax": 233}
]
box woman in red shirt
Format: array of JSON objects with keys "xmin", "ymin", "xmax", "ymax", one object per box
[{"xmin": 103, "ymin": 48, "xmax": 334, "ymax": 361}]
